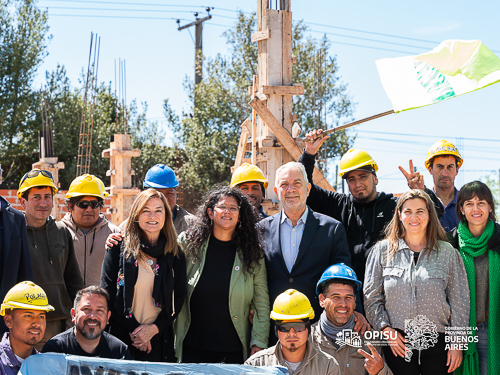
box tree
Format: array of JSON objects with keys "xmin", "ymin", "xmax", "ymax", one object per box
[
  {"xmin": 164, "ymin": 12, "xmax": 355, "ymax": 193},
  {"xmin": 480, "ymin": 174, "xmax": 500, "ymax": 218},
  {"xmin": 0, "ymin": 0, "xmax": 50, "ymax": 181}
]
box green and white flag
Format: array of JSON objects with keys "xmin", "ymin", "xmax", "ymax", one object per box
[{"xmin": 376, "ymin": 40, "xmax": 500, "ymax": 112}]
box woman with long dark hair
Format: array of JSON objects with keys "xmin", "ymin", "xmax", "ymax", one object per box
[
  {"xmin": 101, "ymin": 189, "xmax": 186, "ymax": 362},
  {"xmin": 364, "ymin": 189, "xmax": 469, "ymax": 375},
  {"xmin": 447, "ymin": 181, "xmax": 499, "ymax": 375},
  {"xmin": 174, "ymin": 186, "xmax": 269, "ymax": 364}
]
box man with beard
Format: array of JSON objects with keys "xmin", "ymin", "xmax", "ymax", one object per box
[
  {"xmin": 0, "ymin": 281, "xmax": 54, "ymax": 375},
  {"xmin": 299, "ymin": 130, "xmax": 397, "ymax": 284},
  {"xmin": 42, "ymin": 286, "xmax": 130, "ymax": 359},
  {"xmin": 230, "ymin": 163, "xmax": 269, "ymax": 219},
  {"xmin": 245, "ymin": 289, "xmax": 339, "ymax": 375}
]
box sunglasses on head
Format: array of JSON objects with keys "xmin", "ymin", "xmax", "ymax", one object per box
[
  {"xmin": 19, "ymin": 169, "xmax": 54, "ymax": 186},
  {"xmin": 75, "ymin": 201, "xmax": 102, "ymax": 210},
  {"xmin": 276, "ymin": 321, "xmax": 310, "ymax": 333}
]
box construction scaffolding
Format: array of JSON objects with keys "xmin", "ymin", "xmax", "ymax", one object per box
[{"xmin": 233, "ymin": 0, "xmax": 333, "ymax": 215}]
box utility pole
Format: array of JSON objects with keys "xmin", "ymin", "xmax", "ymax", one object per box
[{"xmin": 177, "ymin": 10, "xmax": 212, "ymax": 86}]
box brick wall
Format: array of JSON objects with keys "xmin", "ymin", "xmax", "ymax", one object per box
[{"xmin": 0, "ymin": 189, "xmax": 112, "ymax": 221}]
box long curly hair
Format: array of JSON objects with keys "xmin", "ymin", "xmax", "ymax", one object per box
[
  {"xmin": 184, "ymin": 185, "xmax": 264, "ymax": 275},
  {"xmin": 384, "ymin": 189, "xmax": 445, "ymax": 260},
  {"xmin": 123, "ymin": 188, "xmax": 179, "ymax": 259}
]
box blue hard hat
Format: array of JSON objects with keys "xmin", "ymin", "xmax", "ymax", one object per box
[
  {"xmin": 316, "ymin": 263, "xmax": 362, "ymax": 295},
  {"xmin": 143, "ymin": 164, "xmax": 179, "ymax": 189}
]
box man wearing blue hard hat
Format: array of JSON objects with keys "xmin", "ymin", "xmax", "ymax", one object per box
[{"xmin": 311, "ymin": 264, "xmax": 392, "ymax": 375}]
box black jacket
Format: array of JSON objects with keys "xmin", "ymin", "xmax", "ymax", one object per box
[
  {"xmin": 447, "ymin": 222, "xmax": 500, "ymax": 254},
  {"xmin": 0, "ymin": 197, "xmax": 33, "ymax": 333},
  {"xmin": 100, "ymin": 241, "xmax": 186, "ymax": 361},
  {"xmin": 260, "ymin": 208, "xmax": 351, "ymax": 321},
  {"xmin": 300, "ymin": 151, "xmax": 397, "ymax": 282}
]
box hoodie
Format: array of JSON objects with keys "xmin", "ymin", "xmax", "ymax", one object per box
[
  {"xmin": 26, "ymin": 216, "xmax": 84, "ymax": 321},
  {"xmin": 300, "ymin": 151, "xmax": 398, "ymax": 281},
  {"xmin": 60, "ymin": 212, "xmax": 121, "ymax": 287}
]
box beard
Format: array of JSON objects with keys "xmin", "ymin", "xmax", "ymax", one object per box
[{"xmin": 77, "ymin": 319, "xmax": 102, "ymax": 340}]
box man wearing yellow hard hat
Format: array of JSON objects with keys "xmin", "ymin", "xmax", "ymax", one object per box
[
  {"xmin": 299, "ymin": 130, "xmax": 397, "ymax": 284},
  {"xmin": 245, "ymin": 289, "xmax": 340, "ymax": 375},
  {"xmin": 400, "ymin": 139, "xmax": 463, "ymax": 232},
  {"xmin": 424, "ymin": 140, "xmax": 462, "ymax": 232},
  {"xmin": 59, "ymin": 175, "xmax": 121, "ymax": 287},
  {"xmin": 230, "ymin": 163, "xmax": 269, "ymax": 219},
  {"xmin": 17, "ymin": 169, "xmax": 83, "ymax": 349},
  {"xmin": 0, "ymin": 281, "xmax": 54, "ymax": 374}
]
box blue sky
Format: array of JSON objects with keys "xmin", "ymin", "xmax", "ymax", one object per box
[{"xmin": 35, "ymin": 0, "xmax": 500, "ymax": 197}]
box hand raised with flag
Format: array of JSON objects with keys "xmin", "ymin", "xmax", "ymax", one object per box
[{"xmin": 304, "ymin": 129, "xmax": 329, "ymax": 155}]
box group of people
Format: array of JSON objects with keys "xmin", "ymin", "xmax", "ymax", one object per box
[{"xmin": 0, "ymin": 131, "xmax": 495, "ymax": 375}]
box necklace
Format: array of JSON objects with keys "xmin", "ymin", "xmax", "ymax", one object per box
[{"xmin": 140, "ymin": 252, "xmax": 155, "ymax": 266}]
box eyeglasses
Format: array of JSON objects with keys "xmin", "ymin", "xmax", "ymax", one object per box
[
  {"xmin": 276, "ymin": 322, "xmax": 309, "ymax": 333},
  {"xmin": 19, "ymin": 170, "xmax": 54, "ymax": 186},
  {"xmin": 214, "ymin": 204, "xmax": 240, "ymax": 214},
  {"xmin": 75, "ymin": 201, "xmax": 102, "ymax": 210}
]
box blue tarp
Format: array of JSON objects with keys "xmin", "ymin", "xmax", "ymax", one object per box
[{"xmin": 19, "ymin": 353, "xmax": 289, "ymax": 375}]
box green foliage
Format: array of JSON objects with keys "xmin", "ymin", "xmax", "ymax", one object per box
[
  {"xmin": 129, "ymin": 102, "xmax": 179, "ymax": 188},
  {"xmin": 480, "ymin": 174, "xmax": 500, "ymax": 218},
  {"xmin": 0, "ymin": 0, "xmax": 50, "ymax": 183},
  {"xmin": 165, "ymin": 12, "xmax": 355, "ymax": 194}
]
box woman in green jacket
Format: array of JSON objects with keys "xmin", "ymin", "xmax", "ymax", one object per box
[
  {"xmin": 175, "ymin": 186, "xmax": 270, "ymax": 364},
  {"xmin": 447, "ymin": 181, "xmax": 500, "ymax": 375}
]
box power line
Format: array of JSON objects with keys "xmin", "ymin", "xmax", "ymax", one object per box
[
  {"xmin": 45, "ymin": 6, "xmax": 198, "ymax": 14},
  {"xmin": 48, "ymin": 13, "xmax": 186, "ymax": 21},
  {"xmin": 305, "ymin": 22, "xmax": 439, "ymax": 45},
  {"xmin": 41, "ymin": 0, "xmax": 207, "ymax": 8},
  {"xmin": 357, "ymin": 130, "xmax": 500, "ymax": 143},
  {"xmin": 40, "ymin": 2, "xmax": 500, "ymax": 53}
]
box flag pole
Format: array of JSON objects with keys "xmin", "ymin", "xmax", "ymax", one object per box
[{"xmin": 319, "ymin": 109, "xmax": 394, "ymax": 136}]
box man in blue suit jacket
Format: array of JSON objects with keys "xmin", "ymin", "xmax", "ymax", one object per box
[
  {"xmin": 0, "ymin": 184, "xmax": 33, "ymax": 334},
  {"xmin": 260, "ymin": 162, "xmax": 351, "ymax": 322}
]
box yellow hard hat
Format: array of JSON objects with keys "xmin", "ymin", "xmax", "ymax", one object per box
[
  {"xmin": 1, "ymin": 281, "xmax": 54, "ymax": 316},
  {"xmin": 270, "ymin": 289, "xmax": 315, "ymax": 321},
  {"xmin": 339, "ymin": 149, "xmax": 378, "ymax": 179},
  {"xmin": 66, "ymin": 174, "xmax": 109, "ymax": 199},
  {"xmin": 230, "ymin": 163, "xmax": 269, "ymax": 189},
  {"xmin": 425, "ymin": 140, "xmax": 463, "ymax": 170},
  {"xmin": 17, "ymin": 169, "xmax": 58, "ymax": 199}
]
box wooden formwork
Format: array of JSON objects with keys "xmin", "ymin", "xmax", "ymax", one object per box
[
  {"xmin": 233, "ymin": 0, "xmax": 333, "ymax": 215},
  {"xmin": 102, "ymin": 134, "xmax": 140, "ymax": 226}
]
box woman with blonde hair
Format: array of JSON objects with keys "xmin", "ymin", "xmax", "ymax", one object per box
[
  {"xmin": 364, "ymin": 189, "xmax": 469, "ymax": 375},
  {"xmin": 101, "ymin": 188, "xmax": 186, "ymax": 362}
]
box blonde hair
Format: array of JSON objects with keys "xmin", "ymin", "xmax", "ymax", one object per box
[
  {"xmin": 123, "ymin": 188, "xmax": 179, "ymax": 259},
  {"xmin": 384, "ymin": 189, "xmax": 445, "ymax": 260}
]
